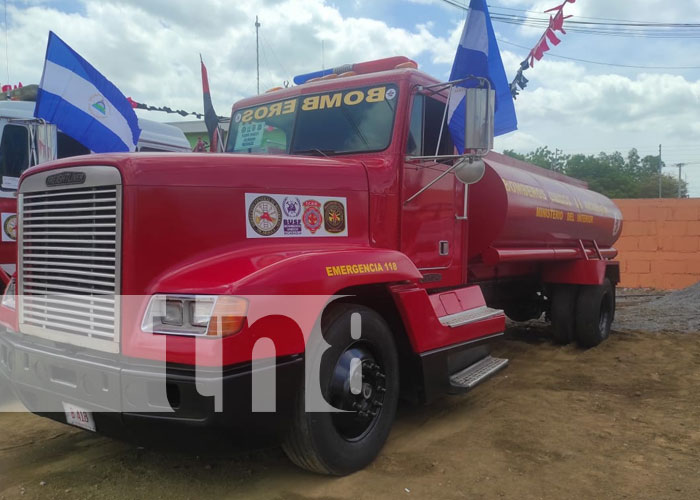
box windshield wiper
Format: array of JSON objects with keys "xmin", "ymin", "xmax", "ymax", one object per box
[{"xmin": 293, "ymin": 149, "xmax": 335, "ymax": 157}]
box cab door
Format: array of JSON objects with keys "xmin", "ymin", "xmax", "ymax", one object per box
[{"xmin": 400, "ymin": 93, "xmax": 462, "ymax": 286}]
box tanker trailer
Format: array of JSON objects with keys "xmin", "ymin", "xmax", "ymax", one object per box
[{"xmin": 468, "ymin": 152, "xmax": 622, "ymax": 346}]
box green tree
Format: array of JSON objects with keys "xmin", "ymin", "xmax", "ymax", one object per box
[
  {"xmin": 625, "ymin": 148, "xmax": 642, "ymax": 178},
  {"xmin": 501, "ymin": 147, "xmax": 688, "ymax": 199},
  {"xmin": 503, "ymin": 149, "xmax": 526, "ymax": 162},
  {"xmin": 566, "ymin": 154, "xmax": 636, "ymax": 198},
  {"xmin": 504, "ymin": 146, "xmax": 568, "ymax": 173}
]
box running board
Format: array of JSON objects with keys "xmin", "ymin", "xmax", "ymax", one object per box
[
  {"xmin": 439, "ymin": 306, "xmax": 504, "ymax": 328},
  {"xmin": 448, "ymin": 355, "xmax": 509, "ymax": 393}
]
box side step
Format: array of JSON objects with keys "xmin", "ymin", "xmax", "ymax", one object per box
[
  {"xmin": 448, "ymin": 355, "xmax": 509, "ymax": 393},
  {"xmin": 439, "ymin": 306, "xmax": 503, "ymax": 328}
]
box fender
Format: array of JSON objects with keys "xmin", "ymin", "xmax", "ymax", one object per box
[
  {"xmin": 122, "ymin": 246, "xmax": 422, "ymax": 366},
  {"xmin": 153, "ymin": 245, "xmax": 422, "ymax": 296},
  {"xmin": 233, "ymin": 247, "xmax": 422, "ymax": 295},
  {"xmin": 542, "ymin": 259, "xmax": 619, "ymax": 286}
]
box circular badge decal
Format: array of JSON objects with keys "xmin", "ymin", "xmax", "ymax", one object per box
[
  {"xmin": 3, "ymin": 214, "xmax": 16, "ymax": 240},
  {"xmin": 385, "ymin": 88, "xmax": 397, "ymax": 100},
  {"xmin": 323, "ymin": 200, "xmax": 345, "ymax": 233},
  {"xmin": 283, "ymin": 196, "xmax": 301, "ymax": 218},
  {"xmin": 248, "ymin": 196, "xmax": 282, "ymax": 236},
  {"xmin": 234, "ymin": 112, "xmax": 242, "ymax": 123}
]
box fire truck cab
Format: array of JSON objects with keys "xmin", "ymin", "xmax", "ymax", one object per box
[{"xmin": 0, "ymin": 57, "xmax": 621, "ymax": 475}]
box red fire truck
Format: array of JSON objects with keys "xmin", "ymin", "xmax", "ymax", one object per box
[{"xmin": 0, "ymin": 57, "xmax": 621, "ymax": 475}]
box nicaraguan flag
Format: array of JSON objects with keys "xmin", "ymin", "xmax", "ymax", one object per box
[
  {"xmin": 447, "ymin": 0, "xmax": 517, "ymax": 154},
  {"xmin": 34, "ymin": 32, "xmax": 141, "ymax": 153}
]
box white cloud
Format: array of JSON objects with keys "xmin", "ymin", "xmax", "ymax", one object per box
[
  {"xmin": 3, "ymin": 0, "xmax": 700, "ymax": 194},
  {"xmin": 5, "ymin": 0, "xmax": 466, "ymax": 120}
]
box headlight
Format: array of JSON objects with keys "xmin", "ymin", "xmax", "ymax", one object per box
[
  {"xmin": 142, "ymin": 295, "xmax": 247, "ymax": 338},
  {"xmin": 2, "ymin": 278, "xmax": 15, "ymax": 310}
]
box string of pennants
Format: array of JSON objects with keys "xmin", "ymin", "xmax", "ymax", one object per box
[
  {"xmin": 125, "ymin": 97, "xmax": 227, "ymax": 121},
  {"xmin": 509, "ymin": 0, "xmax": 575, "ymax": 99}
]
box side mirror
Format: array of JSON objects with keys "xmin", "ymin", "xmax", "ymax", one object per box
[
  {"xmin": 464, "ymin": 87, "xmax": 494, "ymax": 152},
  {"xmin": 454, "ymin": 157, "xmax": 485, "ymax": 185}
]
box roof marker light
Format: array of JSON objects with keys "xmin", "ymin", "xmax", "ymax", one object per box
[{"xmin": 293, "ymin": 56, "xmax": 418, "ymax": 85}]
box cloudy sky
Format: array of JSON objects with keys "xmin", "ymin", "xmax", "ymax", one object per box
[{"xmin": 4, "ymin": 0, "xmax": 700, "ymax": 195}]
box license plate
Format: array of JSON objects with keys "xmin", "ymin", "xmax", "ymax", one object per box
[{"xmin": 62, "ymin": 402, "xmax": 96, "ymax": 432}]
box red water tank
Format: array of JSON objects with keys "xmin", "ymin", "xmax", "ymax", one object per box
[{"xmin": 468, "ymin": 153, "xmax": 622, "ymax": 264}]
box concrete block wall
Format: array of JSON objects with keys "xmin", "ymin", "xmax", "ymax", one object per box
[{"xmin": 613, "ymin": 199, "xmax": 700, "ymax": 290}]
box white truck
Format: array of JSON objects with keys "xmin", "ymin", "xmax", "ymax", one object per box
[{"xmin": 0, "ymin": 95, "xmax": 192, "ymax": 280}]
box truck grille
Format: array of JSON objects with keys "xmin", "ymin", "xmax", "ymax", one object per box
[{"xmin": 18, "ymin": 166, "xmax": 122, "ymax": 353}]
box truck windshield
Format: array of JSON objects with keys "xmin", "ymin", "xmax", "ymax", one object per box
[{"xmin": 226, "ymin": 83, "xmax": 398, "ymax": 156}]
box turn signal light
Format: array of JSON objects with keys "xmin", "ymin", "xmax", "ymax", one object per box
[{"xmin": 206, "ymin": 296, "xmax": 248, "ymax": 337}]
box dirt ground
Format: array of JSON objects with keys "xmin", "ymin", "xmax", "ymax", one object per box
[{"xmin": 1, "ymin": 290, "xmax": 699, "ymax": 499}]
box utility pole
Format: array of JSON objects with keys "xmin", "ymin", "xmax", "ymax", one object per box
[
  {"xmin": 658, "ymin": 144, "xmax": 662, "ymax": 198},
  {"xmin": 676, "ymin": 163, "xmax": 685, "ymax": 198},
  {"xmin": 255, "ymin": 16, "xmax": 261, "ymax": 95}
]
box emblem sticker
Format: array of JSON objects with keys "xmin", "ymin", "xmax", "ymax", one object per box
[
  {"xmin": 385, "ymin": 88, "xmax": 397, "ymax": 100},
  {"xmin": 248, "ymin": 195, "xmax": 282, "ymax": 236},
  {"xmin": 323, "ymin": 200, "xmax": 345, "ymax": 233},
  {"xmin": 89, "ymin": 94, "xmax": 108, "ymax": 118},
  {"xmin": 245, "ymin": 194, "xmax": 348, "ymax": 238},
  {"xmin": 283, "ymin": 196, "xmax": 301, "ymax": 218},
  {"xmin": 303, "ymin": 200, "xmax": 322, "ymax": 234},
  {"xmin": 1, "ymin": 213, "xmax": 16, "ymax": 242}
]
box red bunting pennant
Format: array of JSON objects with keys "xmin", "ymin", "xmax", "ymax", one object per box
[
  {"xmin": 510, "ymin": 0, "xmax": 574, "ymax": 97},
  {"xmin": 545, "ymin": 27, "xmax": 561, "ymax": 45},
  {"xmin": 526, "ymin": 0, "xmax": 573, "ymax": 68}
]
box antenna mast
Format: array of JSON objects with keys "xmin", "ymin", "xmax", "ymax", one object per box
[{"xmin": 255, "ymin": 16, "xmax": 261, "ymax": 95}]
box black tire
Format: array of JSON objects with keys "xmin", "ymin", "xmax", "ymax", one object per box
[
  {"xmin": 575, "ymin": 278, "xmax": 615, "ymax": 348},
  {"xmin": 550, "ymin": 285, "xmax": 578, "ymax": 345},
  {"xmin": 282, "ymin": 304, "xmax": 399, "ymax": 475}
]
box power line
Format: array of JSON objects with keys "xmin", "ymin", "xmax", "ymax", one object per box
[
  {"xmin": 498, "ymin": 39, "xmax": 700, "ymax": 69},
  {"xmin": 488, "ymin": 4, "xmax": 700, "ymax": 24},
  {"xmin": 441, "ymin": 0, "xmax": 700, "ymax": 69},
  {"xmin": 442, "ymin": 0, "xmax": 700, "ymax": 38}
]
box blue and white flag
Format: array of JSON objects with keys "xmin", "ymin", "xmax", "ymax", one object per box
[
  {"xmin": 447, "ymin": 0, "xmax": 517, "ymax": 154},
  {"xmin": 34, "ymin": 32, "xmax": 141, "ymax": 153}
]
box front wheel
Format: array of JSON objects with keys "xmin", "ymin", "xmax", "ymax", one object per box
[
  {"xmin": 282, "ymin": 304, "xmax": 399, "ymax": 475},
  {"xmin": 575, "ymin": 278, "xmax": 615, "ymax": 348}
]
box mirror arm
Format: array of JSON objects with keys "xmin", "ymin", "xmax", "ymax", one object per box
[
  {"xmin": 417, "ymin": 75, "xmax": 491, "ymax": 94},
  {"xmin": 404, "ymin": 162, "xmax": 460, "ymax": 205},
  {"xmin": 405, "ymin": 154, "xmax": 465, "ymax": 161},
  {"xmin": 456, "ymin": 185, "xmax": 469, "ymax": 221}
]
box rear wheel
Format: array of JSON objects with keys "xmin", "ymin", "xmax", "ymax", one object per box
[
  {"xmin": 550, "ymin": 285, "xmax": 578, "ymax": 345},
  {"xmin": 282, "ymin": 304, "xmax": 399, "ymax": 475},
  {"xmin": 575, "ymin": 278, "xmax": 615, "ymax": 348}
]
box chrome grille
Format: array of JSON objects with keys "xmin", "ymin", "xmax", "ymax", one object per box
[{"xmin": 18, "ymin": 166, "xmax": 122, "ymax": 353}]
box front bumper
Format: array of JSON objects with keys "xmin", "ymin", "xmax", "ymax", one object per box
[{"xmin": 0, "ymin": 330, "xmax": 303, "ymax": 441}]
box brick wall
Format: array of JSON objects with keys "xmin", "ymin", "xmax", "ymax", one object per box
[{"xmin": 613, "ymin": 198, "xmax": 700, "ymax": 290}]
